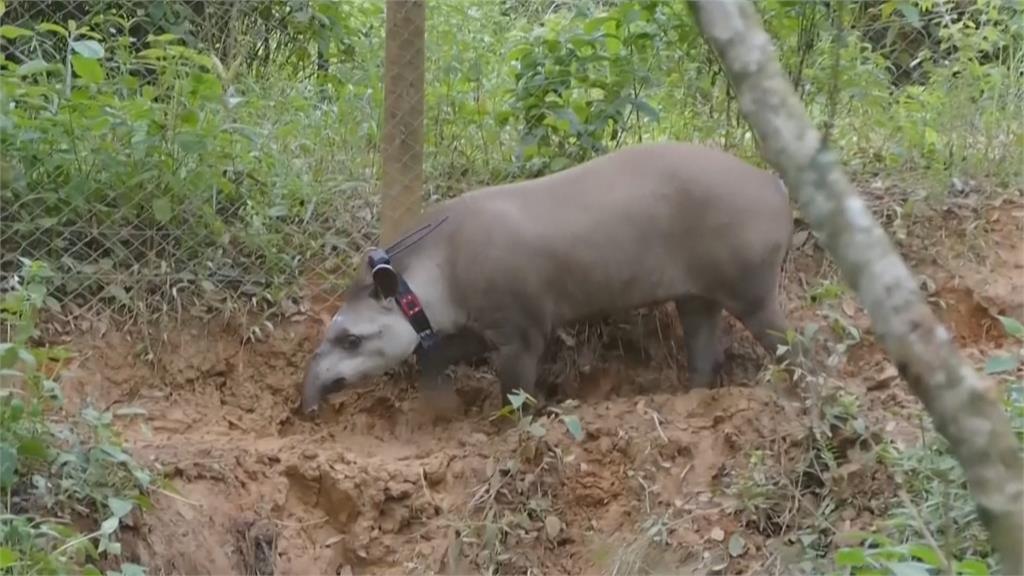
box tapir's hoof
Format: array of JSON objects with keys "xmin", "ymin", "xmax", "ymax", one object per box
[{"xmin": 294, "ymin": 400, "xmax": 321, "ymax": 420}]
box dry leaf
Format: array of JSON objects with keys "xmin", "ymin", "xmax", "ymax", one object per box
[
  {"xmin": 545, "ymin": 515, "xmax": 563, "ymax": 541},
  {"xmin": 791, "ymin": 228, "xmax": 810, "ymax": 250},
  {"xmin": 841, "ymin": 298, "xmax": 857, "ymax": 317},
  {"xmin": 710, "ymin": 526, "xmax": 725, "ymax": 542},
  {"xmin": 869, "ymin": 363, "xmax": 901, "ymax": 390}
]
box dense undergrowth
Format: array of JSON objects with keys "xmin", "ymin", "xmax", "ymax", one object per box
[
  {"xmin": 829, "ymin": 337, "xmax": 1024, "ymax": 576},
  {"xmin": 1, "ymin": 259, "xmax": 155, "ymax": 575},
  {"xmin": 715, "ymin": 298, "xmax": 1024, "ymax": 576},
  {"xmin": 1, "ymin": 0, "xmax": 1021, "ymax": 320},
  {"xmin": 730, "ymin": 355, "xmax": 1024, "ymax": 576}
]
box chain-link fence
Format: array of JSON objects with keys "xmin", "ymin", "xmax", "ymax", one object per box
[
  {"xmin": 2, "ymin": 0, "xmax": 1021, "ymax": 333},
  {"xmin": 1, "ymin": 0, "xmax": 389, "ymax": 328}
]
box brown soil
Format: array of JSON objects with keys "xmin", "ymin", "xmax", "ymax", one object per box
[{"xmin": 53, "ymin": 190, "xmax": 1023, "ymax": 575}]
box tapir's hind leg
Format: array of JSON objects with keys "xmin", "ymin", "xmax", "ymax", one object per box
[
  {"xmin": 675, "ymin": 296, "xmax": 724, "ymax": 389},
  {"xmin": 725, "ymin": 287, "xmax": 791, "ymax": 365},
  {"xmin": 741, "ymin": 302, "xmax": 790, "ymax": 359}
]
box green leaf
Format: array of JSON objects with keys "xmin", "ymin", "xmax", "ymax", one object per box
[
  {"xmin": 984, "ymin": 354, "xmax": 1019, "ymax": 375},
  {"xmin": 108, "ymin": 497, "xmax": 134, "ymax": 518},
  {"xmin": 119, "ymin": 563, "xmax": 146, "ymax": 576},
  {"xmin": 152, "ymin": 198, "xmax": 173, "ymax": 223},
  {"xmin": 16, "ymin": 59, "xmax": 50, "ymax": 76},
  {"xmin": 83, "ymin": 566, "xmax": 103, "ymax": 576},
  {"xmin": 100, "ymin": 444, "xmax": 131, "ymax": 463},
  {"xmin": 70, "ymin": 39, "xmax": 104, "ymax": 59},
  {"xmin": 583, "ymin": 15, "xmax": 617, "ymax": 34},
  {"xmin": 508, "ymin": 390, "xmax": 527, "ymax": 410},
  {"xmin": 0, "ymin": 547, "xmax": 19, "ymax": 569},
  {"xmin": 0, "ymin": 343, "xmax": 18, "ymax": 368},
  {"xmin": 188, "ymin": 72, "xmax": 222, "ymax": 100},
  {"xmin": 104, "ymin": 286, "xmax": 131, "ymax": 307},
  {"xmin": 906, "ymin": 544, "xmax": 942, "ymax": 568},
  {"xmin": 134, "ymin": 493, "xmax": 154, "ymax": 511},
  {"xmin": 5, "ymin": 398, "xmax": 24, "ymax": 422},
  {"xmin": 507, "ymin": 44, "xmax": 533, "ymax": 61},
  {"xmin": 631, "ymin": 98, "xmax": 660, "ymax": 121},
  {"xmin": 955, "ymin": 559, "xmax": 990, "ymax": 576},
  {"xmin": 17, "ymin": 437, "xmax": 49, "ymax": 460},
  {"xmin": 72, "ymin": 54, "xmax": 104, "ymax": 83},
  {"xmin": 100, "ymin": 515, "xmax": 120, "ymax": 535},
  {"xmin": 561, "ymin": 414, "xmax": 585, "ymax": 441},
  {"xmin": 35, "ymin": 22, "xmax": 68, "ymax": 37},
  {"xmin": 147, "ymin": 32, "xmax": 181, "ymax": 44},
  {"xmin": 605, "ymin": 35, "xmax": 622, "ymax": 54},
  {"xmin": 997, "ymin": 315, "xmax": 1024, "ymax": 341},
  {"xmin": 131, "ymin": 465, "xmax": 152, "ymax": 487},
  {"xmin": 175, "ymin": 132, "xmax": 207, "ymax": 155},
  {"xmin": 549, "ymin": 157, "xmax": 573, "ymax": 172},
  {"xmin": 835, "ymin": 547, "xmax": 868, "ymax": 567},
  {"xmin": 0, "ymin": 24, "xmax": 32, "ymax": 39},
  {"xmin": 896, "ymin": 2, "xmax": 921, "ymax": 27},
  {"xmin": 17, "ymin": 347, "xmax": 37, "ymax": 371},
  {"xmin": 0, "ymin": 443, "xmax": 18, "ymax": 489},
  {"xmin": 888, "ymin": 562, "xmax": 933, "ymax": 576},
  {"xmin": 43, "ymin": 346, "xmax": 73, "ymax": 362}
]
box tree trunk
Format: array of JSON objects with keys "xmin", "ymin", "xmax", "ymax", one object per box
[
  {"xmin": 380, "ymin": 0, "xmax": 427, "ymax": 245},
  {"xmin": 687, "ymin": 1, "xmax": 1023, "ymax": 572}
]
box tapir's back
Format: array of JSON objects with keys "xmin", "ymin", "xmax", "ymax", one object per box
[
  {"xmin": 445, "ymin": 142, "xmax": 787, "ymax": 236},
  {"xmin": 425, "ymin": 142, "xmax": 793, "ymax": 323}
]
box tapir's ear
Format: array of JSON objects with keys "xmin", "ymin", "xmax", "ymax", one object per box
[{"xmin": 371, "ymin": 263, "xmax": 400, "ymax": 300}]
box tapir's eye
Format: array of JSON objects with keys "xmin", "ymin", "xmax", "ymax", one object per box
[{"xmin": 339, "ymin": 334, "xmax": 362, "ymax": 351}]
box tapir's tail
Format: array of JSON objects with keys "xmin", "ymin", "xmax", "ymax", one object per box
[
  {"xmin": 777, "ymin": 176, "xmax": 790, "ymax": 200},
  {"xmin": 777, "ymin": 176, "xmax": 795, "ymax": 307}
]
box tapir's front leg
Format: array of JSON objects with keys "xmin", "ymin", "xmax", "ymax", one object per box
[
  {"xmin": 676, "ymin": 295, "xmax": 724, "ymax": 389},
  {"xmin": 490, "ymin": 328, "xmax": 546, "ymax": 408},
  {"xmin": 418, "ymin": 331, "xmax": 490, "ymax": 414}
]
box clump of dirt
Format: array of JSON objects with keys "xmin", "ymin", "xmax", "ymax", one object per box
[{"xmin": 53, "ymin": 192, "xmax": 1023, "ymax": 575}]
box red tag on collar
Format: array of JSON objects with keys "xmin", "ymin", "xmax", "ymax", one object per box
[{"xmin": 398, "ymin": 292, "xmax": 422, "ymax": 316}]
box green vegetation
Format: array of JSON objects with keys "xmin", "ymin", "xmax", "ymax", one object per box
[
  {"xmin": 2, "ymin": 0, "xmax": 1022, "ymax": 574},
  {"xmin": 0, "ymin": 259, "xmax": 154, "ymax": 575},
  {"xmin": 829, "ymin": 356, "xmax": 1023, "ymax": 576},
  {"xmin": 2, "ymin": 0, "xmax": 1021, "ymax": 319},
  {"xmin": 726, "ymin": 318, "xmax": 1024, "ymax": 576}
]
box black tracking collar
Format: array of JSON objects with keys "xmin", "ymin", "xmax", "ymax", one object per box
[
  {"xmin": 366, "ymin": 248, "xmax": 439, "ymax": 353},
  {"xmin": 364, "ymin": 216, "xmax": 449, "ymax": 353}
]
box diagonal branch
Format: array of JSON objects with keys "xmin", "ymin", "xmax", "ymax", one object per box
[{"xmin": 686, "ymin": 1, "xmax": 1023, "ymax": 572}]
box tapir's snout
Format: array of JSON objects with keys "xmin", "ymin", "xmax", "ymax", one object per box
[{"xmin": 299, "ymin": 348, "xmax": 346, "ymax": 414}]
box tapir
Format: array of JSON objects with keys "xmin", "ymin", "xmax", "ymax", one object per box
[{"xmin": 300, "ymin": 141, "xmax": 797, "ymax": 414}]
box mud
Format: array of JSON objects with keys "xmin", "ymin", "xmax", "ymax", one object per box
[{"xmin": 55, "ymin": 192, "xmax": 1023, "ymax": 575}]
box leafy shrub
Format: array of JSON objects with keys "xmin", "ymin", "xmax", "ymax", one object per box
[
  {"xmin": 830, "ymin": 318, "xmax": 1024, "ymax": 576},
  {"xmin": 502, "ymin": 0, "xmax": 665, "ymax": 176},
  {"xmin": 1, "ymin": 3, "xmax": 381, "ymax": 316},
  {"xmin": 1, "ymin": 259, "xmax": 153, "ymax": 575}
]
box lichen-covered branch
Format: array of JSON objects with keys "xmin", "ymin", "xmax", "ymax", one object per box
[{"xmin": 687, "ymin": 1, "xmax": 1023, "ymax": 572}]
